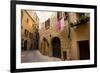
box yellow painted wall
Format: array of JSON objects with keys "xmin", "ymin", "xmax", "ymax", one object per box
[
  {"xmin": 21, "ymin": 10, "xmax": 39, "ymax": 50},
  {"xmin": 69, "ymin": 13, "xmax": 90, "ymax": 60}
]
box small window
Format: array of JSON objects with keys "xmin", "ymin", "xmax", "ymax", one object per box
[
  {"xmin": 45, "ymin": 19, "xmax": 50, "ymax": 30},
  {"xmin": 24, "ymin": 29, "xmax": 28, "ymax": 37},
  {"xmin": 29, "ymin": 32, "xmax": 33, "ymax": 39},
  {"xmin": 57, "ymin": 12, "xmax": 63, "ymax": 20},
  {"xmin": 26, "ymin": 18, "xmax": 29, "ymax": 24},
  {"xmin": 21, "ymin": 10, "xmax": 23, "ymax": 24},
  {"xmin": 64, "ymin": 12, "xmax": 68, "ymax": 20}
]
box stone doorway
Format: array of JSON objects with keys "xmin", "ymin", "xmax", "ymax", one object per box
[{"xmin": 51, "ymin": 37, "xmax": 61, "ymax": 58}]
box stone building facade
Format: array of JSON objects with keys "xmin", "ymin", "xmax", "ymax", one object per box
[
  {"xmin": 21, "ymin": 10, "xmax": 39, "ymax": 51},
  {"xmin": 39, "ymin": 12, "xmax": 90, "ymax": 60}
]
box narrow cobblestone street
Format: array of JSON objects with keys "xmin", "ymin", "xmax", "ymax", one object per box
[{"xmin": 21, "ymin": 50, "xmax": 61, "ymax": 63}]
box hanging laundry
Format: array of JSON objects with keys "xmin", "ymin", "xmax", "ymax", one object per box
[
  {"xmin": 60, "ymin": 17, "xmax": 64, "ymax": 31},
  {"xmin": 56, "ymin": 20, "xmax": 61, "ymax": 31},
  {"xmin": 56, "ymin": 18, "xmax": 64, "ymax": 31}
]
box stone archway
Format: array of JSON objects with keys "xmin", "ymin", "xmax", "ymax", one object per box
[
  {"xmin": 41, "ymin": 37, "xmax": 49, "ymax": 55},
  {"xmin": 51, "ymin": 37, "xmax": 61, "ymax": 58}
]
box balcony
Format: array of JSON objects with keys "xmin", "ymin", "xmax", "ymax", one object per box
[{"xmin": 70, "ymin": 15, "xmax": 90, "ymax": 27}]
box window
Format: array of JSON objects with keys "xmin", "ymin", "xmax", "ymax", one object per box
[
  {"xmin": 24, "ymin": 29, "xmax": 28, "ymax": 37},
  {"xmin": 21, "ymin": 10, "xmax": 23, "ymax": 24},
  {"xmin": 64, "ymin": 12, "xmax": 68, "ymax": 20},
  {"xmin": 26, "ymin": 18, "xmax": 29, "ymax": 24},
  {"xmin": 45, "ymin": 19, "xmax": 50, "ymax": 30},
  {"xmin": 29, "ymin": 32, "xmax": 33, "ymax": 39},
  {"xmin": 57, "ymin": 12, "xmax": 63, "ymax": 20}
]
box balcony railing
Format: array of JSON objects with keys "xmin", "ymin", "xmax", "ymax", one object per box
[{"xmin": 70, "ymin": 15, "xmax": 90, "ymax": 27}]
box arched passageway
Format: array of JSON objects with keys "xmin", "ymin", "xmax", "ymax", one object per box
[{"xmin": 51, "ymin": 37, "xmax": 61, "ymax": 58}]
